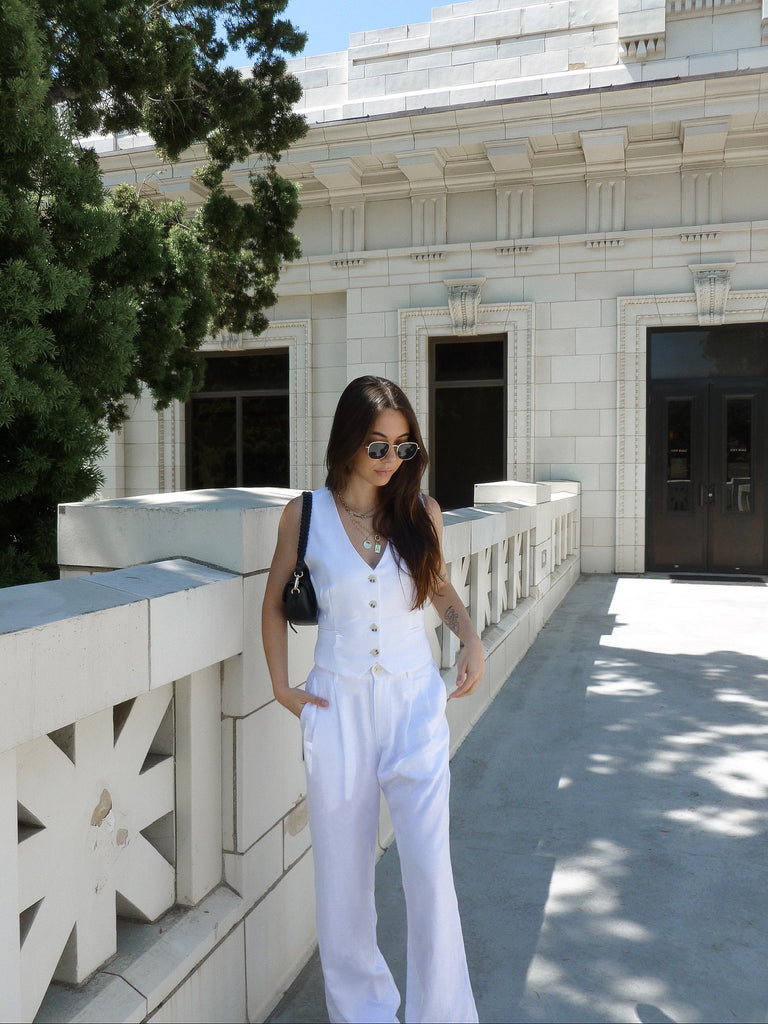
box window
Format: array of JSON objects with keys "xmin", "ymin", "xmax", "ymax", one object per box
[
  {"xmin": 429, "ymin": 337, "xmax": 507, "ymax": 510},
  {"xmin": 186, "ymin": 351, "xmax": 290, "ymax": 489}
]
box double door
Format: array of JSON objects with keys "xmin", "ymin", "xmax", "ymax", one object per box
[{"xmin": 647, "ymin": 379, "xmax": 768, "ymax": 573}]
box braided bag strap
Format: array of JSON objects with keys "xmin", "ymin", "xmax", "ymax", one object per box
[{"xmin": 296, "ymin": 490, "xmax": 312, "ymax": 567}]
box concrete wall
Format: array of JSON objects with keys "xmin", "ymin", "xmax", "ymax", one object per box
[{"xmin": 1, "ymin": 483, "xmax": 578, "ymax": 1023}]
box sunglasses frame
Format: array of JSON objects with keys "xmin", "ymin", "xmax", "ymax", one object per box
[{"xmin": 365, "ymin": 441, "xmax": 420, "ymax": 461}]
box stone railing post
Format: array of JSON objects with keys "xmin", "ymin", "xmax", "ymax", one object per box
[
  {"xmin": 57, "ymin": 487, "xmax": 318, "ymax": 1023},
  {"xmin": 0, "ymin": 750, "xmax": 21, "ymax": 1022}
]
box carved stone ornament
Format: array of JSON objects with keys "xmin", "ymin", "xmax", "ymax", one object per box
[
  {"xmin": 689, "ymin": 262, "xmax": 735, "ymax": 326},
  {"xmin": 220, "ymin": 331, "xmax": 244, "ymax": 350},
  {"xmin": 444, "ymin": 278, "xmax": 486, "ymax": 336}
]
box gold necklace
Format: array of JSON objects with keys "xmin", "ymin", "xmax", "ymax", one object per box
[
  {"xmin": 336, "ymin": 491, "xmax": 377, "ymax": 520},
  {"xmin": 337, "ymin": 492, "xmax": 383, "ymax": 553}
]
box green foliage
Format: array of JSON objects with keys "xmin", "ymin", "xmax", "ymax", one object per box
[{"xmin": 0, "ymin": 0, "xmax": 307, "ymax": 585}]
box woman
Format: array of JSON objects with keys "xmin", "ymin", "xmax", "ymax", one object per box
[{"xmin": 262, "ymin": 376, "xmax": 484, "ymax": 1024}]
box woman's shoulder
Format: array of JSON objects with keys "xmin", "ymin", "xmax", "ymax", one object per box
[
  {"xmin": 281, "ymin": 487, "xmax": 331, "ymax": 529},
  {"xmin": 421, "ymin": 493, "xmax": 442, "ymax": 517},
  {"xmin": 283, "ymin": 486, "xmax": 328, "ymax": 511},
  {"xmin": 278, "ymin": 494, "xmax": 304, "ymax": 534}
]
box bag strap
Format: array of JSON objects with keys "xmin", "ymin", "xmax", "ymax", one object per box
[{"xmin": 295, "ymin": 490, "xmax": 312, "ymax": 568}]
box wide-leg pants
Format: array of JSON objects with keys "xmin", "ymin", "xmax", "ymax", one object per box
[{"xmin": 301, "ymin": 663, "xmax": 478, "ymax": 1024}]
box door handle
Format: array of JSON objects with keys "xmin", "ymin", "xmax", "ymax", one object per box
[{"xmin": 699, "ymin": 484, "xmax": 715, "ymax": 505}]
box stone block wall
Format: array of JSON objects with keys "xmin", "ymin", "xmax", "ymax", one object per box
[{"xmin": 87, "ymin": 0, "xmax": 768, "ymax": 583}]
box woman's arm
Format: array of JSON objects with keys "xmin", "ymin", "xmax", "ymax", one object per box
[
  {"xmin": 262, "ymin": 496, "xmax": 329, "ymax": 717},
  {"xmin": 425, "ymin": 496, "xmax": 486, "ymax": 699}
]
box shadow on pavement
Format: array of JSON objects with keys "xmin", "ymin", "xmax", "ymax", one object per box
[{"xmin": 270, "ymin": 575, "xmax": 768, "ymax": 1023}]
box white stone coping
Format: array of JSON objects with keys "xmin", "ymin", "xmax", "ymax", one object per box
[
  {"xmin": 58, "ymin": 487, "xmax": 302, "ymax": 576},
  {"xmin": 35, "ymin": 884, "xmax": 244, "ymax": 1023},
  {"xmin": 0, "ymin": 559, "xmax": 242, "ymax": 756}
]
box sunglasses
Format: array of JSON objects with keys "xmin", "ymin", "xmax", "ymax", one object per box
[{"xmin": 366, "ymin": 441, "xmax": 420, "ymax": 461}]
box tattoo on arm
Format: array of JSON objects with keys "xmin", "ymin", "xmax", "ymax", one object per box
[{"xmin": 443, "ymin": 605, "xmax": 461, "ymax": 637}]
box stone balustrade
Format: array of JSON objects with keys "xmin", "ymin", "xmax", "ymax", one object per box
[{"xmin": 0, "ymin": 482, "xmax": 579, "ymax": 1023}]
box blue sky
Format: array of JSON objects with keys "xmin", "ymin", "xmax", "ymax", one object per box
[
  {"xmin": 227, "ymin": 1, "xmax": 439, "ymax": 63},
  {"xmin": 283, "ymin": 0, "xmax": 438, "ymax": 56}
]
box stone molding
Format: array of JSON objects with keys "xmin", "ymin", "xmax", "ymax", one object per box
[
  {"xmin": 667, "ymin": 0, "xmax": 761, "ymax": 16},
  {"xmin": 202, "ymin": 319, "xmax": 312, "ymax": 490},
  {"xmin": 619, "ymin": 36, "xmax": 666, "ymax": 60},
  {"xmin": 399, "ymin": 302, "xmax": 535, "ymax": 482},
  {"xmin": 332, "ymin": 257, "xmax": 366, "ymax": 268},
  {"xmin": 157, "ymin": 401, "xmax": 180, "ymax": 493},
  {"xmin": 615, "ymin": 288, "xmax": 768, "ymax": 573},
  {"xmin": 689, "ymin": 262, "xmax": 736, "ymax": 325}
]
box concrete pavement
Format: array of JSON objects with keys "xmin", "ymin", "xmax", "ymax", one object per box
[{"xmin": 268, "ymin": 574, "xmax": 768, "ymax": 1024}]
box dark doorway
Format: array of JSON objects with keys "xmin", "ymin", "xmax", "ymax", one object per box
[
  {"xmin": 429, "ymin": 336, "xmax": 506, "ymax": 510},
  {"xmin": 646, "ymin": 326, "xmax": 768, "ymax": 574},
  {"xmin": 186, "ymin": 350, "xmax": 290, "ymax": 489}
]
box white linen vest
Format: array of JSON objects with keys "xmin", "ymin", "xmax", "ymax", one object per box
[{"xmin": 305, "ymin": 487, "xmax": 435, "ymax": 677}]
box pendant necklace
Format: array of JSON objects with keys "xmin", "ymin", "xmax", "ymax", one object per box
[{"xmin": 337, "ymin": 491, "xmax": 383, "ymax": 553}]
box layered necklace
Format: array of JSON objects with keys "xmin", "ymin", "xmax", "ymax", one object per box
[{"xmin": 337, "ymin": 491, "xmax": 383, "ymax": 554}]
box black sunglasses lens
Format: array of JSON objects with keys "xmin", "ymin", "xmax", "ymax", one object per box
[
  {"xmin": 398, "ymin": 443, "xmax": 419, "ymax": 460},
  {"xmin": 367, "ymin": 442, "xmax": 389, "ymax": 459}
]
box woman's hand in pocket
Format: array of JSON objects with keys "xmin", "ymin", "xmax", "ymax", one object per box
[{"xmin": 275, "ymin": 685, "xmax": 329, "ymax": 718}]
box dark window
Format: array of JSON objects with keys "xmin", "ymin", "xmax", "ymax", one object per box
[
  {"xmin": 186, "ymin": 351, "xmax": 289, "ymax": 488},
  {"xmin": 665, "ymin": 398, "xmax": 693, "ymax": 513},
  {"xmin": 649, "ymin": 324, "xmax": 768, "ymax": 380},
  {"xmin": 430, "ymin": 337, "xmax": 507, "ymax": 510},
  {"xmin": 725, "ymin": 396, "xmax": 753, "ymax": 514}
]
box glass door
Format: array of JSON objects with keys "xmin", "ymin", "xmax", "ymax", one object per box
[
  {"xmin": 708, "ymin": 382, "xmax": 766, "ymax": 572},
  {"xmin": 646, "ymin": 379, "xmax": 767, "ymax": 573}
]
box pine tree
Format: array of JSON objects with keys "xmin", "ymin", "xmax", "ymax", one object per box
[{"xmin": 0, "ymin": 0, "xmax": 307, "ymax": 585}]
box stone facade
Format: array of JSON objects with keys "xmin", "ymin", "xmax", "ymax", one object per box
[{"xmin": 93, "ymin": 0, "xmax": 768, "ymax": 573}]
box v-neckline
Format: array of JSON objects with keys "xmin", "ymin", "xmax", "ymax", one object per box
[{"xmin": 330, "ymin": 489, "xmax": 390, "ymax": 571}]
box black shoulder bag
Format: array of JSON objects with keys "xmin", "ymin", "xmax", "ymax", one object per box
[{"xmin": 282, "ymin": 490, "xmax": 318, "ymax": 629}]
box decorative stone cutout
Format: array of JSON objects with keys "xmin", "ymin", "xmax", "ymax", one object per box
[
  {"xmin": 586, "ymin": 239, "xmax": 624, "ymax": 249},
  {"xmin": 16, "ymin": 688, "xmax": 175, "ymax": 1010},
  {"xmin": 220, "ymin": 332, "xmax": 244, "ymax": 350},
  {"xmin": 620, "ymin": 36, "xmax": 666, "ymax": 60},
  {"xmin": 690, "ymin": 262, "xmax": 736, "ymax": 326},
  {"xmin": 667, "ymin": 0, "xmax": 761, "ymax": 16},
  {"xmin": 444, "ymin": 278, "xmax": 486, "ymax": 336}
]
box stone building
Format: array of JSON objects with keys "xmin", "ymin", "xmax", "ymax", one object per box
[{"xmin": 96, "ymin": 0, "xmax": 768, "ymax": 575}]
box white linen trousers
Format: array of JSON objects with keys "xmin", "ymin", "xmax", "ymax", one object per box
[{"xmin": 300, "ymin": 489, "xmax": 477, "ymax": 1024}]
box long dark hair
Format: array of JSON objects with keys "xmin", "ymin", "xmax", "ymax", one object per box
[{"xmin": 325, "ymin": 376, "xmax": 442, "ymax": 607}]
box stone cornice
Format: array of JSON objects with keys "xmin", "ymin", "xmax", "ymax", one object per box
[
  {"xmin": 92, "ymin": 74, "xmax": 768, "ymax": 218},
  {"xmin": 93, "ymin": 71, "xmax": 768, "ymax": 178}
]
